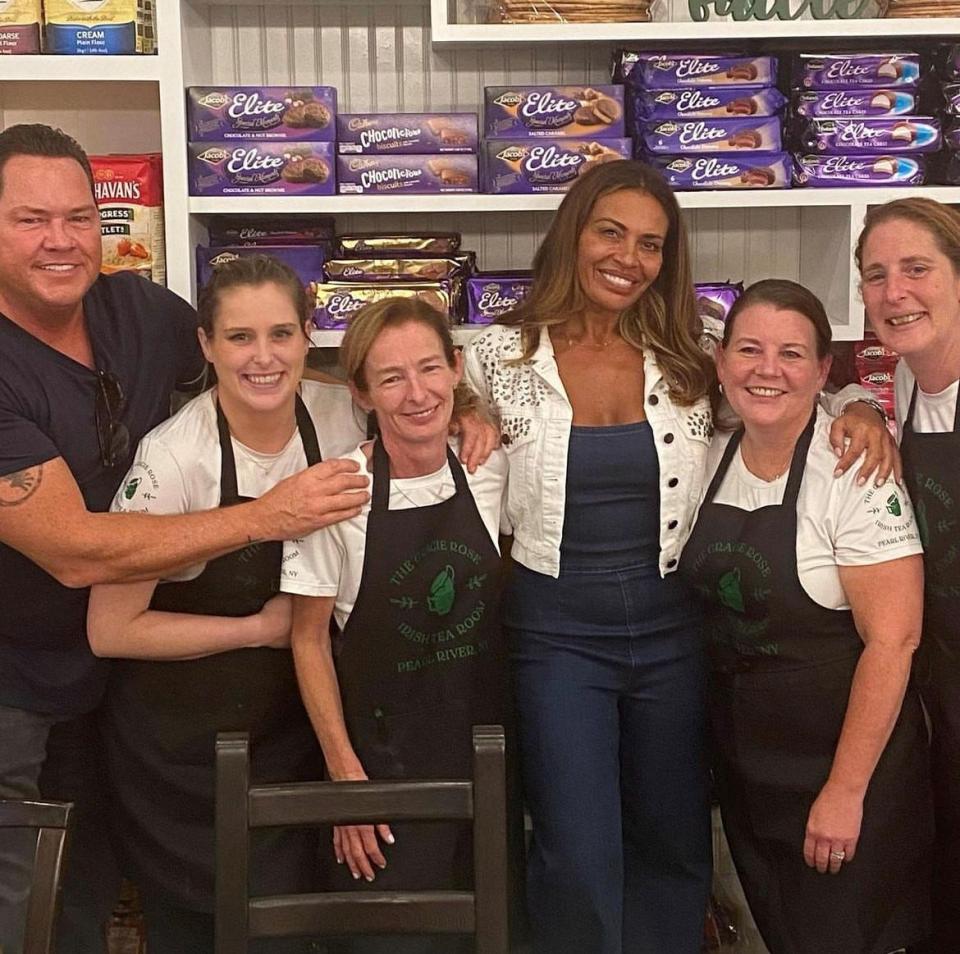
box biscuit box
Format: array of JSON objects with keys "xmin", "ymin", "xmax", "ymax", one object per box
[
  {"xmin": 484, "ymin": 86, "xmax": 625, "ymax": 139},
  {"xmin": 207, "ymin": 216, "xmax": 335, "ymax": 246},
  {"xmin": 792, "ymin": 89, "xmax": 917, "ymax": 119},
  {"xmin": 466, "ymin": 274, "xmax": 533, "ymax": 324},
  {"xmin": 793, "ymin": 154, "xmax": 926, "ymax": 187},
  {"xmin": 648, "ymin": 153, "xmax": 792, "ymax": 190},
  {"xmin": 313, "ymin": 283, "xmax": 452, "ymax": 330},
  {"xmin": 335, "ymin": 233, "xmax": 461, "ymax": 255},
  {"xmin": 624, "ymin": 54, "xmax": 777, "ymax": 90},
  {"xmin": 695, "ymin": 282, "xmax": 743, "ymax": 323},
  {"xmin": 794, "ymin": 53, "xmax": 921, "ymax": 90},
  {"xmin": 44, "ymin": 0, "xmax": 154, "ymax": 54},
  {"xmin": 799, "ymin": 117, "xmax": 941, "ymax": 154},
  {"xmin": 336, "ymin": 113, "xmax": 478, "ymax": 155},
  {"xmin": 0, "ymin": 0, "xmax": 42, "ymax": 53},
  {"xmin": 639, "ymin": 116, "xmax": 782, "ymax": 154},
  {"xmin": 195, "ymin": 245, "xmax": 329, "ymax": 292},
  {"xmin": 324, "ymin": 256, "xmax": 473, "ymax": 283},
  {"xmin": 188, "ymin": 87, "xmax": 337, "ymax": 142},
  {"xmin": 336, "ymin": 155, "xmax": 477, "ymax": 194},
  {"xmin": 943, "ymin": 85, "xmax": 960, "ymax": 118},
  {"xmin": 188, "ymin": 142, "xmax": 336, "ymax": 196},
  {"xmin": 628, "ymin": 87, "xmax": 787, "ymax": 124},
  {"xmin": 484, "ymin": 139, "xmax": 631, "ymax": 194}
]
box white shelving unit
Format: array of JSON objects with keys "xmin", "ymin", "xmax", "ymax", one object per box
[{"xmin": 4, "ymin": 0, "xmax": 960, "ymax": 346}]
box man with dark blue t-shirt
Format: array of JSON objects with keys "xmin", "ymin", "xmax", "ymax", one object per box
[{"xmin": 0, "ymin": 125, "xmax": 369, "ymax": 954}]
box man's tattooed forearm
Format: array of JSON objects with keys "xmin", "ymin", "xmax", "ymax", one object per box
[{"xmin": 0, "ymin": 465, "xmax": 43, "ymax": 507}]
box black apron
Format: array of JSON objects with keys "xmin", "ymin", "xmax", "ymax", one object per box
[
  {"xmin": 330, "ymin": 438, "xmax": 506, "ymax": 894},
  {"xmin": 901, "ymin": 382, "xmax": 960, "ymax": 952},
  {"xmin": 104, "ymin": 396, "xmax": 324, "ymax": 911},
  {"xmin": 679, "ymin": 410, "xmax": 931, "ymax": 954}
]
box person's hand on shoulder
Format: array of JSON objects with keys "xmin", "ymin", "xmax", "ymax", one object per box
[
  {"xmin": 830, "ymin": 403, "xmax": 900, "ymax": 487},
  {"xmin": 451, "ymin": 403, "xmax": 500, "ymax": 474}
]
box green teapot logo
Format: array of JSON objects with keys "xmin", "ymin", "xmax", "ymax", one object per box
[
  {"xmin": 885, "ymin": 493, "xmax": 902, "ymax": 517},
  {"xmin": 427, "ymin": 565, "xmax": 456, "ymax": 617},
  {"xmin": 123, "ymin": 477, "xmax": 141, "ymax": 500},
  {"xmin": 717, "ymin": 567, "xmax": 745, "ymax": 613}
]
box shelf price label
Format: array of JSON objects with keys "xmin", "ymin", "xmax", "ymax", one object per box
[{"xmin": 687, "ymin": 0, "xmax": 876, "ymax": 20}]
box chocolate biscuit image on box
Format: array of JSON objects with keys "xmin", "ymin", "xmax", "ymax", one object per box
[
  {"xmin": 870, "ymin": 92, "xmax": 896, "ymax": 111},
  {"xmin": 726, "ymin": 97, "xmax": 759, "ymax": 116},
  {"xmin": 891, "ymin": 122, "xmax": 915, "ymax": 143},
  {"xmin": 726, "ymin": 64, "xmax": 759, "ymax": 82},
  {"xmin": 727, "ymin": 129, "xmax": 763, "ymax": 149},
  {"xmin": 281, "ymin": 156, "xmax": 330, "ymax": 183},
  {"xmin": 696, "ymin": 296, "xmax": 727, "ymax": 322},
  {"xmin": 872, "ymin": 156, "xmax": 897, "ymax": 176},
  {"xmin": 876, "ymin": 59, "xmax": 903, "ymax": 81},
  {"xmin": 740, "ymin": 166, "xmax": 776, "ymax": 186},
  {"xmin": 426, "ymin": 158, "xmax": 472, "ymax": 186}
]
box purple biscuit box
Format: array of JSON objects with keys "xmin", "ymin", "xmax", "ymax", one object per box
[
  {"xmin": 314, "ymin": 283, "xmax": 452, "ymax": 330},
  {"xmin": 648, "ymin": 153, "xmax": 792, "ymax": 190},
  {"xmin": 793, "ymin": 154, "xmax": 926, "ymax": 187},
  {"xmin": 336, "ymin": 155, "xmax": 477, "ymax": 194},
  {"xmin": 484, "ymin": 139, "xmax": 631, "ymax": 194},
  {"xmin": 625, "ymin": 54, "xmax": 777, "ymax": 90},
  {"xmin": 795, "ymin": 53, "xmax": 921, "ymax": 90},
  {"xmin": 628, "ymin": 87, "xmax": 786, "ymax": 124},
  {"xmin": 792, "ymin": 89, "xmax": 917, "ymax": 118},
  {"xmin": 466, "ymin": 274, "xmax": 533, "ymax": 324},
  {"xmin": 640, "ymin": 116, "xmax": 781, "ymax": 154},
  {"xmin": 207, "ymin": 217, "xmax": 335, "ymax": 246},
  {"xmin": 336, "ymin": 113, "xmax": 478, "ymax": 155},
  {"xmin": 943, "ymin": 85, "xmax": 960, "ymax": 117},
  {"xmin": 799, "ymin": 117, "xmax": 941, "ymax": 154},
  {"xmin": 188, "ymin": 87, "xmax": 337, "ymax": 142},
  {"xmin": 189, "ymin": 142, "xmax": 336, "ymax": 196},
  {"xmin": 195, "ymin": 244, "xmax": 328, "ymax": 291},
  {"xmin": 485, "ymin": 86, "xmax": 625, "ymax": 139},
  {"xmin": 695, "ymin": 282, "xmax": 743, "ymax": 323}
]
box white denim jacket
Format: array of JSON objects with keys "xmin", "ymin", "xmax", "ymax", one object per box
[
  {"xmin": 463, "ymin": 323, "xmax": 715, "ymax": 579},
  {"xmin": 463, "ymin": 322, "xmax": 863, "ymax": 580}
]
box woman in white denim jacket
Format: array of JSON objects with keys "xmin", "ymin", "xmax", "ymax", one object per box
[{"xmin": 463, "ymin": 160, "xmax": 892, "ymax": 954}]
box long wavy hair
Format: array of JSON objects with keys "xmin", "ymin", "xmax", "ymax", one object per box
[{"xmin": 500, "ymin": 159, "xmax": 713, "ymax": 407}]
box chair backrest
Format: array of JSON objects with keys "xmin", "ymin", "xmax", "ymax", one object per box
[
  {"xmin": 0, "ymin": 799, "xmax": 73, "ymax": 954},
  {"xmin": 215, "ymin": 725, "xmax": 509, "ymax": 954}
]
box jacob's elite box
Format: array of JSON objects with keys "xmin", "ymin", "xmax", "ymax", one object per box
[
  {"xmin": 189, "ymin": 142, "xmax": 336, "ymax": 196},
  {"xmin": 44, "ymin": 0, "xmax": 155, "ymax": 54},
  {"xmin": 650, "ymin": 153, "xmax": 792, "ymax": 190},
  {"xmin": 629, "ymin": 87, "xmax": 787, "ymax": 122},
  {"xmin": 793, "ymin": 154, "xmax": 926, "ymax": 187},
  {"xmin": 0, "ymin": 0, "xmax": 43, "ymax": 53},
  {"xmin": 625, "ymin": 54, "xmax": 777, "ymax": 90},
  {"xmin": 188, "ymin": 87, "xmax": 337, "ymax": 142},
  {"xmin": 337, "ymin": 155, "xmax": 477, "ymax": 194},
  {"xmin": 639, "ymin": 116, "xmax": 781, "ymax": 154},
  {"xmin": 195, "ymin": 245, "xmax": 328, "ymax": 292},
  {"xmin": 314, "ymin": 283, "xmax": 452, "ymax": 330},
  {"xmin": 485, "ymin": 85, "xmax": 625, "ymax": 139},
  {"xmin": 798, "ymin": 117, "xmax": 941, "ymax": 154},
  {"xmin": 336, "ymin": 113, "xmax": 478, "ymax": 155},
  {"xmin": 466, "ymin": 273, "xmax": 532, "ymax": 324},
  {"xmin": 484, "ymin": 139, "xmax": 630, "ymax": 194}
]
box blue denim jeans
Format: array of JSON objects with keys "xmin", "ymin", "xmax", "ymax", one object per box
[{"xmin": 0, "ymin": 704, "xmax": 118, "ymax": 954}]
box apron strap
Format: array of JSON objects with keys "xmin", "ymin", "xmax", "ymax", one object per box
[
  {"xmin": 782, "ymin": 408, "xmax": 818, "ymax": 507},
  {"xmin": 295, "ymin": 392, "xmax": 323, "ymax": 467},
  {"xmin": 704, "ymin": 428, "xmax": 744, "ymax": 504},
  {"xmin": 371, "ymin": 439, "xmax": 465, "ymax": 513}
]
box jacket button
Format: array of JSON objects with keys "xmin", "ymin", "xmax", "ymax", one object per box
[
  {"xmin": 663, "ymin": 432, "xmax": 674, "ymax": 444},
  {"xmin": 501, "ymin": 434, "xmax": 512, "ymax": 446},
  {"xmin": 648, "ymin": 394, "xmax": 659, "ymax": 405},
  {"xmin": 668, "ymin": 477, "xmax": 679, "ymax": 488},
  {"xmin": 667, "ymin": 519, "xmax": 678, "ymax": 530},
  {"xmin": 666, "ymin": 558, "xmax": 677, "ymax": 568}
]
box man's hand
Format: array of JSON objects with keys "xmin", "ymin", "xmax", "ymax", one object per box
[{"xmin": 256, "ymin": 459, "xmax": 369, "ymax": 541}]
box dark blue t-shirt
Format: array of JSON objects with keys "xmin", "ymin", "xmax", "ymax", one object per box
[{"xmin": 0, "ymin": 272, "xmax": 205, "ymax": 716}]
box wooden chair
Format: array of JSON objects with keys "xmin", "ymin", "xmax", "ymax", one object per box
[
  {"xmin": 0, "ymin": 799, "xmax": 73, "ymax": 954},
  {"xmin": 214, "ymin": 725, "xmax": 509, "ymax": 954}
]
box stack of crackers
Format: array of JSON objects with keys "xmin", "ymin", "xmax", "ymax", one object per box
[
  {"xmin": 879, "ymin": 0, "xmax": 960, "ymax": 14},
  {"xmin": 497, "ymin": 0, "xmax": 654, "ymax": 23}
]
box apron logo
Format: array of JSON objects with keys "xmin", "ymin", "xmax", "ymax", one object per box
[
  {"xmin": 885, "ymin": 493, "xmax": 902, "ymax": 517},
  {"xmin": 123, "ymin": 476, "xmax": 142, "ymax": 500},
  {"xmin": 427, "ymin": 565, "xmax": 456, "ymax": 616},
  {"xmin": 717, "ymin": 567, "xmax": 745, "ymax": 613}
]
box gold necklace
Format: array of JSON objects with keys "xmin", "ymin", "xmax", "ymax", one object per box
[{"xmin": 740, "ymin": 443, "xmax": 793, "ymax": 482}]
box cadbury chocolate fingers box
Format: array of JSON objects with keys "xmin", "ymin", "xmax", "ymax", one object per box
[
  {"xmin": 793, "ymin": 154, "xmax": 926, "ymax": 188},
  {"xmin": 336, "ymin": 114, "xmax": 479, "ymax": 155},
  {"xmin": 628, "ymin": 87, "xmax": 787, "ymax": 124},
  {"xmin": 484, "ymin": 139, "xmax": 631, "ymax": 194},
  {"xmin": 793, "ymin": 89, "xmax": 917, "ymax": 119},
  {"xmin": 484, "ymin": 86, "xmax": 625, "ymax": 139},
  {"xmin": 188, "ymin": 143, "xmax": 336, "ymax": 196},
  {"xmin": 794, "ymin": 53, "xmax": 921, "ymax": 90},
  {"xmin": 647, "ymin": 153, "xmax": 792, "ymax": 190},
  {"xmin": 640, "ymin": 116, "xmax": 782, "ymax": 155},
  {"xmin": 336, "ymin": 155, "xmax": 478, "ymax": 194},
  {"xmin": 188, "ymin": 87, "xmax": 337, "ymax": 142},
  {"xmin": 798, "ymin": 118, "xmax": 941, "ymax": 154}
]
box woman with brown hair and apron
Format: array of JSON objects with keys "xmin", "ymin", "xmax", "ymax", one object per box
[
  {"xmin": 284, "ymin": 297, "xmax": 509, "ymax": 954},
  {"xmin": 680, "ymin": 279, "xmax": 933, "ymax": 954},
  {"xmin": 86, "ymin": 255, "xmax": 368, "ymax": 952},
  {"xmin": 856, "ymin": 197, "xmax": 960, "ymax": 954}
]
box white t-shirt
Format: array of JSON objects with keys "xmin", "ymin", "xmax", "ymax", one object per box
[
  {"xmin": 111, "ymin": 380, "xmax": 365, "ymax": 584},
  {"xmin": 705, "ymin": 408, "xmax": 922, "ymax": 610},
  {"xmin": 894, "ymin": 360, "xmax": 959, "ymax": 437},
  {"xmin": 281, "ymin": 442, "xmax": 509, "ymax": 631}
]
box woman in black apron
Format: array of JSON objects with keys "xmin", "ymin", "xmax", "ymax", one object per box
[
  {"xmin": 87, "ymin": 255, "xmax": 367, "ymax": 952},
  {"xmin": 286, "ymin": 297, "xmax": 509, "ymax": 953},
  {"xmin": 857, "ymin": 197, "xmax": 960, "ymax": 954},
  {"xmin": 680, "ymin": 279, "xmax": 932, "ymax": 954}
]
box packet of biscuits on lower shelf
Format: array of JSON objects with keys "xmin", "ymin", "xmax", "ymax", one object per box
[
  {"xmin": 792, "ymin": 89, "xmax": 917, "ymax": 119},
  {"xmin": 335, "ymin": 233, "xmax": 462, "ymax": 256},
  {"xmin": 336, "ymin": 155, "xmax": 478, "ymax": 194},
  {"xmin": 466, "ymin": 273, "xmax": 533, "ymax": 324},
  {"xmin": 207, "ymin": 216, "xmax": 335, "ymax": 247},
  {"xmin": 484, "ymin": 139, "xmax": 631, "ymax": 193},
  {"xmin": 794, "ymin": 53, "xmax": 921, "ymax": 90},
  {"xmin": 313, "ymin": 283, "xmax": 452, "ymax": 330},
  {"xmin": 485, "ymin": 85, "xmax": 626, "ymax": 140},
  {"xmin": 792, "ymin": 153, "xmax": 926, "ymax": 187},
  {"xmin": 695, "ymin": 282, "xmax": 743, "ymax": 324},
  {"xmin": 647, "ymin": 153, "xmax": 792, "ymax": 190},
  {"xmin": 624, "ymin": 54, "xmax": 778, "ymax": 90},
  {"xmin": 640, "ymin": 116, "xmax": 782, "ymax": 154},
  {"xmin": 324, "ymin": 256, "xmax": 474, "ymax": 283},
  {"xmin": 628, "ymin": 87, "xmax": 787, "ymax": 123},
  {"xmin": 797, "ymin": 117, "xmax": 941, "ymax": 153}
]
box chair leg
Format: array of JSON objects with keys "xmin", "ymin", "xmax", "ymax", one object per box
[{"xmin": 216, "ymin": 733, "xmax": 252, "ymax": 954}]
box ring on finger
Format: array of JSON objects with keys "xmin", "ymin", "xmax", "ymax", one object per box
[{"xmin": 829, "ymin": 848, "xmax": 846, "ymax": 862}]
